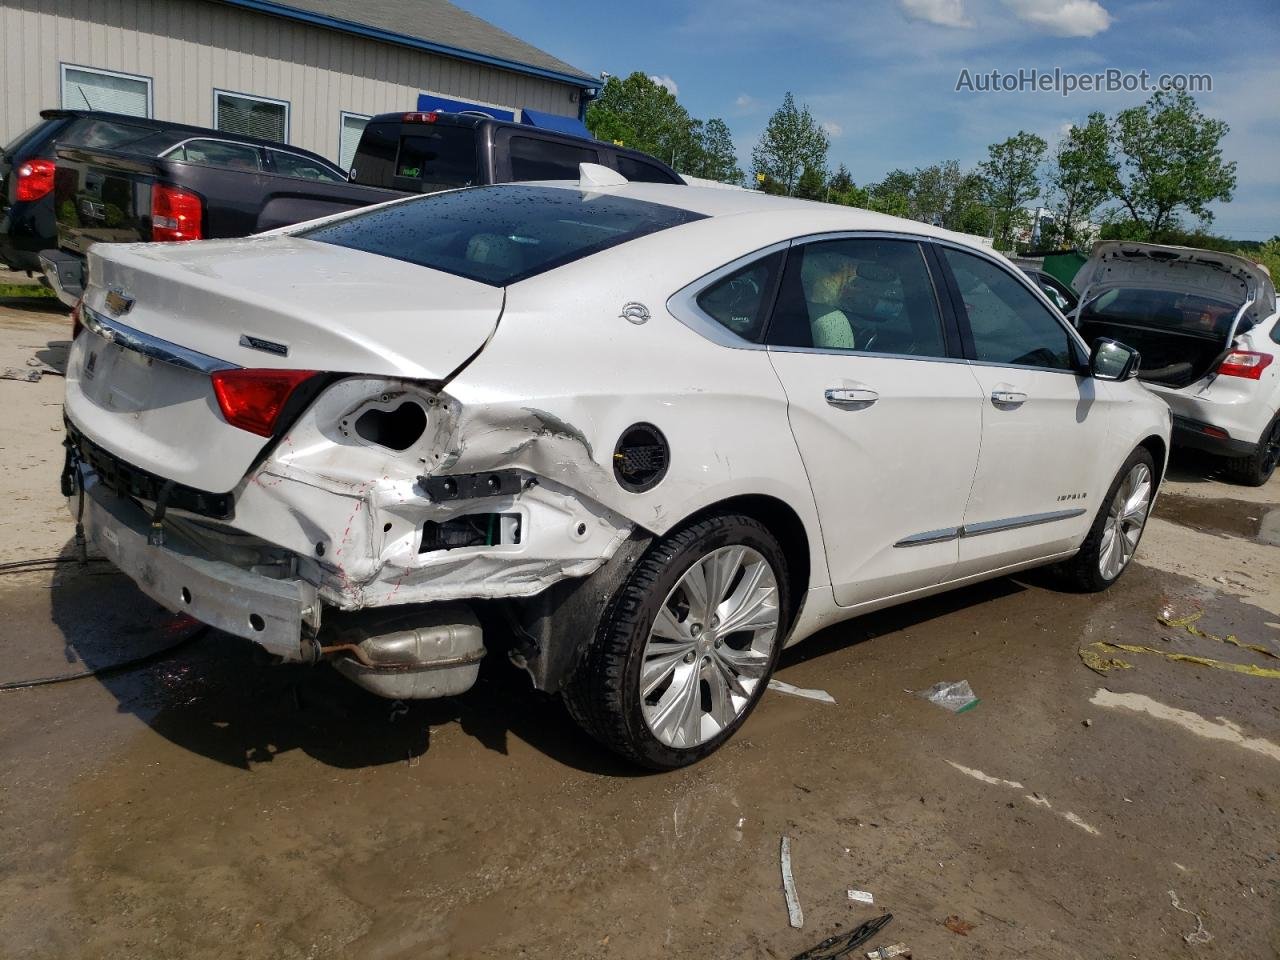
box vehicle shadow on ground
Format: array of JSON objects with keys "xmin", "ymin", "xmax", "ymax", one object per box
[
  {"xmin": 47, "ymin": 556, "xmax": 645, "ymax": 777},
  {"xmin": 1163, "ymin": 449, "xmax": 1227, "ymax": 485}
]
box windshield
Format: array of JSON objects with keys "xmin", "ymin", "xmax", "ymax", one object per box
[
  {"xmin": 300, "ymin": 184, "xmax": 706, "ymax": 286},
  {"xmin": 1081, "ymin": 287, "xmax": 1239, "ymax": 337},
  {"xmin": 3, "ymin": 119, "xmax": 58, "ymax": 158}
]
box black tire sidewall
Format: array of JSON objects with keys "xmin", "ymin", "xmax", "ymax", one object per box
[
  {"xmin": 608, "ymin": 515, "xmax": 790, "ymax": 769},
  {"xmin": 1076, "ymin": 447, "xmax": 1157, "ymax": 591}
]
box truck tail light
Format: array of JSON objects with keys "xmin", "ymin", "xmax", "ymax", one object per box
[
  {"xmin": 15, "ymin": 158, "xmax": 55, "ymax": 201},
  {"xmin": 1217, "ymin": 351, "xmax": 1273, "ymax": 380},
  {"xmin": 401, "ymin": 111, "xmax": 438, "ymax": 123},
  {"xmin": 211, "ymin": 369, "xmax": 317, "ymax": 437},
  {"xmin": 151, "ymin": 184, "xmax": 203, "ymax": 241}
]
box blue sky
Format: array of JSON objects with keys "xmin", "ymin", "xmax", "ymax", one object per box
[{"xmin": 467, "ymin": 0, "xmax": 1279, "ymax": 241}]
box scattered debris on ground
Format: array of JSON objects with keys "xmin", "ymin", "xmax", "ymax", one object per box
[
  {"xmin": 1168, "ymin": 889, "xmax": 1213, "ymax": 945},
  {"xmin": 865, "ymin": 943, "xmax": 911, "ymax": 959},
  {"xmin": 942, "ymin": 915, "xmax": 975, "ymax": 936},
  {"xmin": 791, "ymin": 914, "xmax": 893, "ymax": 960},
  {"xmin": 781, "ymin": 835, "xmax": 804, "ymax": 929},
  {"xmin": 1080, "ymin": 640, "xmax": 1280, "ymax": 679},
  {"xmin": 847, "ymin": 889, "xmax": 874, "ymax": 905},
  {"xmin": 770, "ymin": 678, "xmax": 837, "ymax": 703},
  {"xmin": 918, "ymin": 680, "xmax": 979, "ymax": 712}
]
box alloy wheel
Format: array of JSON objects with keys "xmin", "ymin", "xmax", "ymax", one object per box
[
  {"xmin": 1263, "ymin": 419, "xmax": 1280, "ymax": 476},
  {"xmin": 1098, "ymin": 462, "xmax": 1152, "ymax": 581},
  {"xmin": 639, "ymin": 545, "xmax": 780, "ymax": 749}
]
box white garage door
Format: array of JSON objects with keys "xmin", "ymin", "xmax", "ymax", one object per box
[{"xmin": 61, "ymin": 66, "xmax": 151, "ymax": 117}]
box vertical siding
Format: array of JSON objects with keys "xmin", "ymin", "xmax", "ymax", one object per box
[{"xmin": 0, "ymin": 0, "xmax": 584, "ymax": 162}]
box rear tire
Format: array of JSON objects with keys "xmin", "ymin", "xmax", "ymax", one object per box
[
  {"xmin": 1224, "ymin": 413, "xmax": 1280, "ymax": 487},
  {"xmin": 1056, "ymin": 447, "xmax": 1156, "ymax": 593},
  {"xmin": 563, "ymin": 513, "xmax": 790, "ymax": 770}
]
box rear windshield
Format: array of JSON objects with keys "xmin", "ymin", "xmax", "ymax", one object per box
[
  {"xmin": 300, "ymin": 184, "xmax": 705, "ymax": 286},
  {"xmin": 1081, "ymin": 287, "xmax": 1239, "ymax": 337},
  {"xmin": 62, "ymin": 118, "xmax": 164, "ymax": 151},
  {"xmin": 3, "ymin": 118, "xmax": 59, "ymax": 158}
]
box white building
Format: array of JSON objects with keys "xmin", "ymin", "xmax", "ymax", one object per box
[{"xmin": 0, "ymin": 0, "xmax": 598, "ymax": 170}]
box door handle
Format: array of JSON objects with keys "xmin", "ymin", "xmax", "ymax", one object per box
[
  {"xmin": 990, "ymin": 387, "xmax": 1028, "ymax": 405},
  {"xmin": 825, "ymin": 386, "xmax": 879, "ymax": 407}
]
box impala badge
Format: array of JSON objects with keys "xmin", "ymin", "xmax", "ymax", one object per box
[
  {"xmin": 239, "ymin": 334, "xmax": 289, "ymax": 357},
  {"xmin": 104, "ymin": 289, "xmax": 134, "ymax": 316}
]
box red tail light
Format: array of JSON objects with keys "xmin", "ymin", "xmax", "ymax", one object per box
[
  {"xmin": 1217, "ymin": 351, "xmax": 1273, "ymax": 380},
  {"xmin": 151, "ymin": 184, "xmax": 203, "ymax": 241},
  {"xmin": 211, "ymin": 369, "xmax": 317, "ymax": 437},
  {"xmin": 402, "ymin": 111, "xmax": 438, "ymax": 123},
  {"xmin": 15, "ymin": 158, "xmax": 55, "ymax": 201},
  {"xmin": 70, "ymin": 298, "xmax": 84, "ymax": 340}
]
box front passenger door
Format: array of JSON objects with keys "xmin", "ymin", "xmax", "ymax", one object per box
[
  {"xmin": 764, "ymin": 236, "xmax": 985, "ymax": 607},
  {"xmin": 936, "ymin": 245, "xmax": 1113, "ymax": 575}
]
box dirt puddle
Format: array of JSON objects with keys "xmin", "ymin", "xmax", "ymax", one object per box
[{"xmin": 1152, "ymin": 493, "xmax": 1269, "ymax": 540}]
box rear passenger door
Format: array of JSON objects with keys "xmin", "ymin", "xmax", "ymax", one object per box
[
  {"xmin": 934, "ymin": 244, "xmax": 1111, "ymax": 574},
  {"xmin": 762, "ymin": 235, "xmax": 985, "ymax": 607}
]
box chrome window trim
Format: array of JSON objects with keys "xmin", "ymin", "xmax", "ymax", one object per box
[
  {"xmin": 928, "ymin": 237, "xmax": 1094, "ymax": 372},
  {"xmin": 894, "ymin": 508, "xmax": 1087, "ymax": 547},
  {"xmin": 81, "ymin": 306, "xmax": 238, "ymax": 375},
  {"xmin": 161, "ymin": 136, "xmax": 265, "ymax": 167},
  {"xmin": 665, "ymin": 240, "xmax": 792, "ymax": 351}
]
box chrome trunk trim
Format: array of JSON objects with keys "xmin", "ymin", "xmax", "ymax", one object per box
[{"xmin": 81, "ymin": 305, "xmax": 238, "ymax": 375}]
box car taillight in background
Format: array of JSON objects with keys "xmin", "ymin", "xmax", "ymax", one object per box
[
  {"xmin": 401, "ymin": 111, "xmax": 439, "ymax": 123},
  {"xmin": 1217, "ymin": 351, "xmax": 1273, "ymax": 380},
  {"xmin": 151, "ymin": 184, "xmax": 203, "ymax": 241},
  {"xmin": 15, "ymin": 158, "xmax": 55, "ymax": 201},
  {"xmin": 70, "ymin": 298, "xmax": 83, "ymax": 340},
  {"xmin": 211, "ymin": 369, "xmax": 317, "ymax": 437}
]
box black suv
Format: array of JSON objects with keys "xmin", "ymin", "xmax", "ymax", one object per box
[
  {"xmin": 0, "ymin": 109, "xmax": 347, "ymax": 273},
  {"xmin": 349, "ymin": 111, "xmax": 684, "ymax": 193}
]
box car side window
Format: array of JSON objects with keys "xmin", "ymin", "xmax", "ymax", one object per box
[
  {"xmin": 616, "ymin": 155, "xmax": 681, "ymax": 184},
  {"xmin": 766, "ymin": 238, "xmax": 948, "ymax": 357},
  {"xmin": 695, "ymin": 252, "xmax": 784, "ymax": 342},
  {"xmin": 942, "ymin": 248, "xmax": 1078, "ymax": 371},
  {"xmin": 509, "ymin": 136, "xmax": 599, "ymax": 181},
  {"xmin": 269, "ymin": 150, "xmax": 344, "ymax": 182},
  {"xmin": 171, "ymin": 139, "xmax": 262, "ymax": 171}
]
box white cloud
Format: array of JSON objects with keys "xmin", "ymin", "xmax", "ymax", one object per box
[
  {"xmin": 1003, "ymin": 0, "xmax": 1111, "ymax": 37},
  {"xmin": 898, "ymin": 0, "xmax": 973, "ymax": 29},
  {"xmin": 821, "ymin": 121, "xmax": 844, "ymax": 137},
  {"xmin": 649, "ymin": 74, "xmax": 679, "ymax": 96},
  {"xmin": 732, "ymin": 93, "xmax": 764, "ymax": 115}
]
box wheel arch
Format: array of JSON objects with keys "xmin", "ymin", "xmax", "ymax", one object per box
[{"xmin": 1137, "ymin": 433, "xmax": 1168, "ymax": 489}]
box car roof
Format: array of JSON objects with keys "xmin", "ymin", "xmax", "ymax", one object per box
[{"xmin": 531, "ymin": 180, "xmax": 1002, "ymax": 255}]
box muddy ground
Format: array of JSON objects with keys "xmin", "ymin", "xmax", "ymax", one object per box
[{"xmin": 1, "ymin": 292, "xmax": 1277, "ymax": 960}]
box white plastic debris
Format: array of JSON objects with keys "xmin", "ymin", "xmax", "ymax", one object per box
[
  {"xmin": 918, "ymin": 680, "xmax": 979, "ymax": 713},
  {"xmin": 769, "ymin": 679, "xmax": 836, "ymax": 704},
  {"xmin": 847, "ymin": 889, "xmax": 875, "ymax": 905},
  {"xmin": 866, "ymin": 943, "xmax": 911, "ymax": 959},
  {"xmin": 780, "ymin": 835, "xmax": 804, "ymax": 928}
]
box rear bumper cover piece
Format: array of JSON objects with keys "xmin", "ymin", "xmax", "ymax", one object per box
[
  {"xmin": 71, "ymin": 465, "xmax": 319, "ymax": 660},
  {"xmin": 1171, "ymin": 415, "xmax": 1256, "ymax": 457}
]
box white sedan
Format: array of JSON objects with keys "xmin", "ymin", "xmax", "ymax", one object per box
[{"xmin": 57, "ymin": 168, "xmax": 1170, "ymax": 768}]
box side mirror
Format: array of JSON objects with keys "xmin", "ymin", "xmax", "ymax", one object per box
[{"xmin": 1091, "ymin": 337, "xmax": 1141, "ymax": 381}]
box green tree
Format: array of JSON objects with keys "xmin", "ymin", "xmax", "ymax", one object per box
[
  {"xmin": 1043, "ymin": 112, "xmax": 1112, "ymax": 249},
  {"xmin": 691, "ymin": 117, "xmax": 742, "ymax": 183},
  {"xmin": 751, "ymin": 92, "xmax": 829, "ymax": 196},
  {"xmin": 794, "ymin": 164, "xmax": 829, "ymax": 200},
  {"xmin": 1240, "ymin": 236, "xmax": 1280, "ymax": 280},
  {"xmin": 980, "ymin": 130, "xmax": 1048, "ymax": 250},
  {"xmin": 585, "ymin": 72, "xmax": 694, "ymax": 165},
  {"xmin": 867, "ymin": 169, "xmax": 914, "ymax": 218},
  {"xmin": 909, "ymin": 160, "xmax": 989, "ymax": 232},
  {"xmin": 826, "ymin": 164, "xmax": 870, "ymax": 207},
  {"xmin": 1105, "ymin": 90, "xmax": 1237, "ymax": 239}
]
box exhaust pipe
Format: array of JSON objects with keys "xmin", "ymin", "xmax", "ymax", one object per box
[{"xmin": 320, "ymin": 603, "xmax": 484, "ymax": 699}]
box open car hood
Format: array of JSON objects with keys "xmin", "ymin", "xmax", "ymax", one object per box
[{"xmin": 1073, "ymin": 241, "xmax": 1276, "ymax": 324}]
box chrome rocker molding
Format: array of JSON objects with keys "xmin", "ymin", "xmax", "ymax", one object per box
[
  {"xmin": 82, "ymin": 306, "xmax": 238, "ymax": 375},
  {"xmin": 894, "ymin": 508, "xmax": 1087, "ymax": 548}
]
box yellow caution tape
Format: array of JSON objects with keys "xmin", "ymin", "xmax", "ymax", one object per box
[
  {"xmin": 1082, "ymin": 641, "xmax": 1280, "ymax": 680},
  {"xmin": 1157, "ymin": 611, "xmax": 1280, "ymax": 661}
]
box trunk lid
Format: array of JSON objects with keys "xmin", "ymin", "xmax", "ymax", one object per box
[{"xmin": 66, "ymin": 235, "xmax": 504, "ymax": 492}]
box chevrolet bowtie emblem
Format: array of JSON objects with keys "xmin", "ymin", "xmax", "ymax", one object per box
[{"xmin": 104, "ymin": 289, "xmax": 134, "ymax": 316}]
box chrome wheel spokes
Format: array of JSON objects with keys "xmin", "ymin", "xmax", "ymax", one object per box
[
  {"xmin": 640, "ymin": 545, "xmax": 780, "ymax": 748},
  {"xmin": 1099, "ymin": 462, "xmax": 1152, "ymax": 581}
]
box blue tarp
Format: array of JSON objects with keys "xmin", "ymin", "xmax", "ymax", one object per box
[
  {"xmin": 520, "ymin": 108, "xmax": 593, "ymax": 139},
  {"xmin": 416, "ymin": 93, "xmax": 515, "ymax": 121}
]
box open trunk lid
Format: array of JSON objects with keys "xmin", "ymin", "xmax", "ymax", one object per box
[
  {"xmin": 1073, "ymin": 241, "xmax": 1276, "ymax": 388},
  {"xmin": 66, "ymin": 235, "xmax": 504, "ymax": 493}
]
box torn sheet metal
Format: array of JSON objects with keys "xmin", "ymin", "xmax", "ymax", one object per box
[
  {"xmin": 769, "ymin": 679, "xmax": 836, "ymax": 704},
  {"xmin": 780, "ymin": 835, "xmax": 804, "ymax": 929}
]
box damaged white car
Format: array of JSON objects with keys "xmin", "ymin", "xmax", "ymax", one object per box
[{"xmin": 58, "ymin": 169, "xmax": 1170, "ymax": 768}]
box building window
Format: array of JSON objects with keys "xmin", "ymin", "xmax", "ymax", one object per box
[
  {"xmin": 339, "ymin": 112, "xmax": 370, "ymax": 174},
  {"xmin": 214, "ymin": 90, "xmax": 289, "ymax": 143},
  {"xmin": 60, "ymin": 64, "xmax": 152, "ymax": 117}
]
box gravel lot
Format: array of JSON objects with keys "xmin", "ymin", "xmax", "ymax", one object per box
[{"xmin": 1, "ymin": 292, "xmax": 1277, "ymax": 959}]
